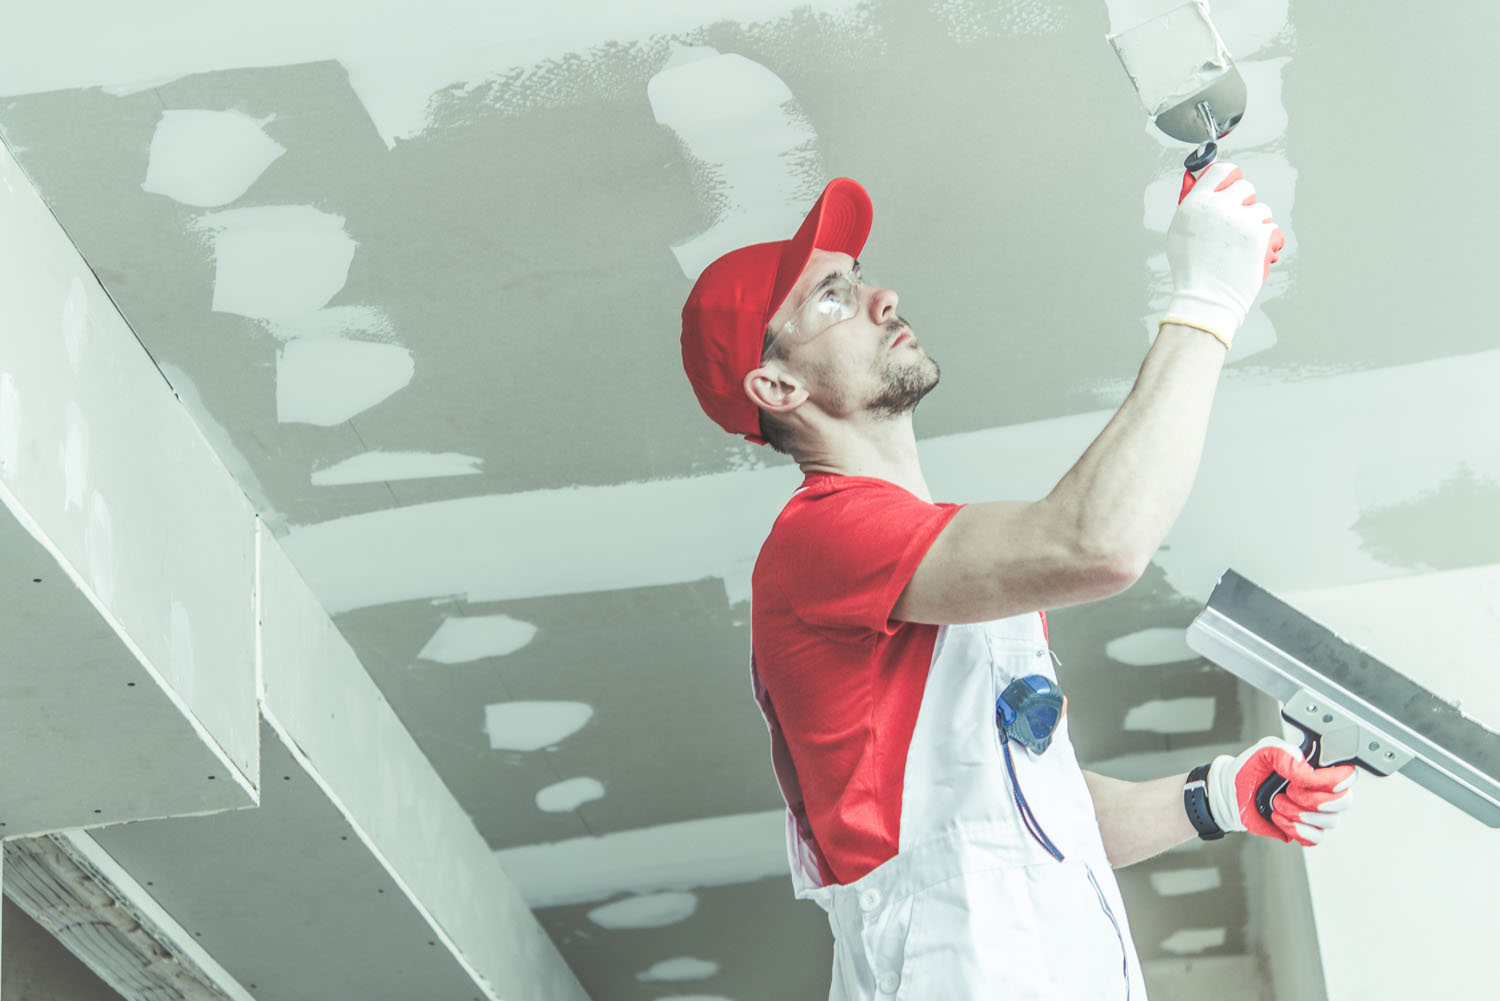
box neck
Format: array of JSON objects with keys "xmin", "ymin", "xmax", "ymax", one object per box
[{"xmin": 794, "ymin": 413, "xmax": 932, "ymax": 502}]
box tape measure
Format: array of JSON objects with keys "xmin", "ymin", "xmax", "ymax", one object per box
[{"xmin": 996, "ymin": 675, "xmax": 1068, "ymax": 755}]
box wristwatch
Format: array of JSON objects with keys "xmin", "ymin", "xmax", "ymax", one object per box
[{"xmin": 1184, "ymin": 762, "xmax": 1226, "ymax": 841}]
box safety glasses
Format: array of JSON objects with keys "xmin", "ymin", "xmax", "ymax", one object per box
[{"xmin": 762, "ymin": 263, "xmax": 867, "ymax": 360}]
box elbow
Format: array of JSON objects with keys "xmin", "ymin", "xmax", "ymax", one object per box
[{"xmin": 1073, "ymin": 537, "xmax": 1148, "ymax": 600}]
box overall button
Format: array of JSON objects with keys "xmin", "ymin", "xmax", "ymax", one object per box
[
  {"xmin": 877, "ymin": 972, "xmax": 901, "ymax": 994},
  {"xmin": 858, "ymin": 888, "xmax": 882, "ymax": 911}
]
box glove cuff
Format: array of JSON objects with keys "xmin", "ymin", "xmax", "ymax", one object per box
[
  {"xmin": 1161, "ymin": 293, "xmax": 1241, "ymax": 350},
  {"xmin": 1205, "ymin": 753, "xmax": 1248, "ymax": 834}
]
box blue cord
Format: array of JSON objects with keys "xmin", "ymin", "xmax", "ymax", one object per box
[{"xmin": 1001, "ymin": 737, "xmax": 1065, "ymax": 861}]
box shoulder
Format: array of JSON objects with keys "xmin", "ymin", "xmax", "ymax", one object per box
[{"xmin": 776, "ymin": 475, "xmax": 956, "ymax": 529}]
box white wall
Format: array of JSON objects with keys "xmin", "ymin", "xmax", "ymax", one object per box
[{"xmin": 1287, "ymin": 567, "xmax": 1500, "ymax": 1001}]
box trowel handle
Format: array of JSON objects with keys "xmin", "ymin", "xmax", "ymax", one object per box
[
  {"xmin": 1177, "ymin": 141, "xmax": 1219, "ymax": 203},
  {"xmin": 1252, "ymin": 714, "xmax": 1322, "ymax": 823}
]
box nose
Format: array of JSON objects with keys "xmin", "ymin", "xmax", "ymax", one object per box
[{"xmin": 868, "ymin": 284, "xmax": 899, "ymax": 324}]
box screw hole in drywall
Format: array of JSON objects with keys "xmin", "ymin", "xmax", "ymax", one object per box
[
  {"xmin": 31, "ymin": 578, "xmax": 41, "ymax": 583},
  {"xmin": 208, "ymin": 775, "xmax": 216, "ymax": 781},
  {"xmin": 94, "ymin": 809, "xmax": 101, "ymax": 814},
  {"xmin": 341, "ymin": 835, "xmax": 348, "ymax": 841},
  {"xmin": 127, "ymin": 682, "xmax": 135, "ymax": 687}
]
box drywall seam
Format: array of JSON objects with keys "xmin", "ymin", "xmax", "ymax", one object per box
[
  {"xmin": 257, "ymin": 705, "xmax": 508, "ymax": 1001},
  {"xmin": 0, "ymin": 473, "xmax": 257, "ymax": 807},
  {"xmin": 59, "ymin": 831, "xmax": 259, "ymax": 1001},
  {"xmin": 494, "ymin": 810, "xmax": 789, "ymax": 908},
  {"xmin": 280, "ymin": 348, "xmax": 1500, "ymax": 616},
  {"xmin": 256, "ymin": 524, "xmax": 589, "ymax": 1001}
]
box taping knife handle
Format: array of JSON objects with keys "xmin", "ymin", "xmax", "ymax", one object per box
[
  {"xmin": 1177, "ymin": 141, "xmax": 1219, "ymax": 203},
  {"xmin": 1253, "ymin": 712, "xmax": 1321, "ymax": 823}
]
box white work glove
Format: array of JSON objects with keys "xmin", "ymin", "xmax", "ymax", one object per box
[
  {"xmin": 1161, "ymin": 161, "xmax": 1286, "ymax": 349},
  {"xmin": 1207, "ymin": 736, "xmax": 1357, "ymax": 846}
]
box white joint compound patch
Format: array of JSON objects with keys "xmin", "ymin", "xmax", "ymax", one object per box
[
  {"xmin": 1123, "ymin": 696, "xmax": 1216, "ymax": 734},
  {"xmin": 313, "ymin": 451, "xmax": 482, "ymax": 487},
  {"xmin": 648, "ymin": 45, "xmax": 819, "ymax": 280},
  {"xmin": 62, "ymin": 278, "xmax": 87, "ymax": 372},
  {"xmin": 142, "ymin": 109, "xmax": 285, "ymax": 207},
  {"xmin": 61, "ymin": 402, "xmax": 89, "ymax": 510},
  {"xmin": 1160, "ymin": 927, "xmax": 1228, "ymax": 955},
  {"xmin": 587, "ymin": 892, "xmax": 697, "ymax": 930},
  {"xmin": 637, "ymin": 957, "xmax": 721, "ymax": 982},
  {"xmin": 1105, "ymin": 627, "xmax": 1195, "ymax": 666},
  {"xmin": 483, "ymin": 700, "xmax": 592, "ymax": 752},
  {"xmin": 275, "ymin": 339, "xmax": 414, "ymax": 426},
  {"xmin": 495, "ymin": 810, "xmax": 787, "ymax": 908},
  {"xmin": 196, "ymin": 205, "xmax": 356, "ymax": 319},
  {"xmin": 535, "ymin": 777, "xmax": 605, "ymax": 813},
  {"xmin": 417, "ymin": 614, "xmax": 537, "ymax": 663},
  {"xmin": 1149, "ymin": 866, "xmax": 1222, "ymax": 896}
]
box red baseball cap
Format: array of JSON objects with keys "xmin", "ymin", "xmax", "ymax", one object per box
[{"xmin": 681, "ymin": 178, "xmax": 873, "ymax": 443}]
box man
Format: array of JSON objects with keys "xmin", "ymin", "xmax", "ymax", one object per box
[{"xmin": 679, "ymin": 168, "xmax": 1356, "ymax": 999}]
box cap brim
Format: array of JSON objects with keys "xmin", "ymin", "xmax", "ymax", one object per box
[{"xmin": 769, "ymin": 178, "xmax": 873, "ymax": 323}]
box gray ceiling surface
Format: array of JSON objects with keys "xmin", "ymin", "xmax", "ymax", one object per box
[{"xmin": 3, "ymin": 0, "xmax": 1498, "ymax": 998}]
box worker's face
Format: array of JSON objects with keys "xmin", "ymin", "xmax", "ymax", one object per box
[{"xmin": 764, "ymin": 249, "xmax": 939, "ymax": 418}]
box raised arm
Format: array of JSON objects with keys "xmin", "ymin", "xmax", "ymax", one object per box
[{"xmin": 894, "ymin": 162, "xmax": 1284, "ymax": 625}]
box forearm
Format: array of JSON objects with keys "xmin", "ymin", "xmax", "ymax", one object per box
[
  {"xmin": 1044, "ymin": 324, "xmax": 1226, "ymax": 575},
  {"xmin": 1082, "ymin": 769, "xmax": 1197, "ymax": 868}
]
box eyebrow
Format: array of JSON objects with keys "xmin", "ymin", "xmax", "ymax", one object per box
[{"xmin": 809, "ymin": 259, "xmax": 860, "ymax": 294}]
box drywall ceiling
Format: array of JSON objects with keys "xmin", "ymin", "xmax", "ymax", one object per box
[{"xmin": 2, "ymin": 0, "xmax": 1497, "ymax": 997}]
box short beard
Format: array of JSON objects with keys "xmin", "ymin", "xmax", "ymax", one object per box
[{"xmin": 869, "ymin": 315, "xmax": 940, "ymax": 417}]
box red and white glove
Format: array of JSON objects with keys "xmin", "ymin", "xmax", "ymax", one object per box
[
  {"xmin": 1207, "ymin": 736, "xmax": 1357, "ymax": 846},
  {"xmin": 1162, "ymin": 160, "xmax": 1286, "ymax": 350}
]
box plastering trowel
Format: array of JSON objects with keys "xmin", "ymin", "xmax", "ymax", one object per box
[
  {"xmin": 1108, "ymin": 1, "xmax": 1247, "ymax": 184},
  {"xmin": 1187, "ymin": 570, "xmax": 1500, "ymax": 829}
]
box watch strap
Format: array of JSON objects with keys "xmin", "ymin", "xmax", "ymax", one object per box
[{"xmin": 1184, "ymin": 762, "xmax": 1226, "ymax": 841}]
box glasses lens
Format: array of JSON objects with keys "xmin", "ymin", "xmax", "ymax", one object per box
[{"xmin": 797, "ymin": 273, "xmax": 859, "ymax": 334}]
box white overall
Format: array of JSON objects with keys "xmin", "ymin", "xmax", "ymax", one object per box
[{"xmin": 754, "ymin": 613, "xmax": 1149, "ymax": 1001}]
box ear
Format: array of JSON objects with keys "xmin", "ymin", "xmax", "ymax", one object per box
[{"xmin": 744, "ymin": 365, "xmax": 808, "ymax": 415}]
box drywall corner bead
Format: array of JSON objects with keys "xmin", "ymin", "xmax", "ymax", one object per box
[{"xmin": 85, "ymin": 490, "xmax": 117, "ymax": 608}]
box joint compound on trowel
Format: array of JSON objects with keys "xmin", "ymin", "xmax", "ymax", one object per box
[{"xmin": 1107, "ymin": 1, "xmax": 1247, "ymax": 151}]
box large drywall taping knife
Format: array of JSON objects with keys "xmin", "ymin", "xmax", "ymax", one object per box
[
  {"xmin": 1108, "ymin": 1, "xmax": 1247, "ymax": 183},
  {"xmin": 1186, "ymin": 569, "xmax": 1500, "ymax": 828}
]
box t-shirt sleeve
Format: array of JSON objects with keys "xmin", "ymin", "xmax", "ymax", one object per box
[{"xmin": 771, "ymin": 482, "xmax": 961, "ymax": 636}]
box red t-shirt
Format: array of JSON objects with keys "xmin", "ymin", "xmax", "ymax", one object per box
[{"xmin": 751, "ymin": 474, "xmax": 963, "ymax": 885}]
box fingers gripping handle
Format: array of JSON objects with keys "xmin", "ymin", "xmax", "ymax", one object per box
[
  {"xmin": 1178, "ymin": 141, "xmax": 1219, "ymax": 203},
  {"xmin": 1211, "ymin": 737, "xmax": 1357, "ymax": 846},
  {"xmin": 1253, "ymin": 717, "xmax": 1321, "ymax": 824}
]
